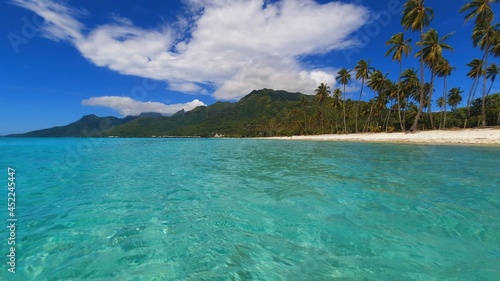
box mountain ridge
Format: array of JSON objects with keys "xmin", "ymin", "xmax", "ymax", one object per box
[
  {"xmin": 7, "ymin": 89, "xmax": 496, "ymax": 137},
  {"xmin": 6, "ymin": 89, "xmax": 312, "ymax": 138}
]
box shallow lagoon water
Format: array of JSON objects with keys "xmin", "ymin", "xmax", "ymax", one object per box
[{"xmin": 0, "ymin": 138, "xmax": 499, "ymax": 280}]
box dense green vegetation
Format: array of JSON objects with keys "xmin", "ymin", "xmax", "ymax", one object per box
[
  {"xmin": 7, "ymin": 89, "xmax": 500, "ymax": 138},
  {"xmin": 106, "ymin": 89, "xmax": 310, "ymax": 137},
  {"xmin": 323, "ymin": 0, "xmax": 500, "ymax": 133}
]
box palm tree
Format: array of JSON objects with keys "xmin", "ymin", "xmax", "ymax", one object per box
[
  {"xmin": 486, "ymin": 63, "xmax": 499, "ymax": 96},
  {"xmin": 473, "ymin": 23, "xmax": 497, "ymax": 126},
  {"xmin": 366, "ymin": 70, "xmax": 389, "ymax": 131},
  {"xmin": 460, "ymin": 0, "xmax": 496, "ymax": 26},
  {"xmin": 315, "ymin": 83, "xmax": 331, "ymax": 133},
  {"xmin": 330, "ymin": 88, "xmax": 342, "ymax": 133},
  {"xmin": 422, "ymin": 82, "xmax": 432, "ymax": 115},
  {"xmin": 354, "ymin": 60, "xmax": 374, "ymax": 132},
  {"xmin": 461, "ymin": 0, "xmax": 498, "ymax": 126},
  {"xmin": 300, "ymin": 96, "xmax": 308, "ymax": 134},
  {"xmin": 336, "ymin": 68, "xmax": 352, "ymax": 133},
  {"xmin": 315, "ymin": 83, "xmax": 331, "ymax": 104},
  {"xmin": 491, "ymin": 23, "xmax": 500, "ymax": 57},
  {"xmin": 401, "ymin": 0, "xmax": 434, "ymax": 132},
  {"xmin": 435, "ymin": 58, "xmax": 454, "ymax": 129},
  {"xmin": 436, "ymin": 96, "xmax": 446, "ymax": 129},
  {"xmin": 331, "ymin": 88, "xmax": 342, "ymax": 108},
  {"xmin": 415, "ymin": 28, "xmax": 454, "ymax": 129},
  {"xmin": 465, "ymin": 58, "xmax": 485, "ymax": 127},
  {"xmin": 448, "ymin": 87, "xmax": 463, "ymax": 111},
  {"xmin": 287, "ymin": 108, "xmax": 303, "ymax": 135},
  {"xmin": 401, "ymin": 68, "xmax": 420, "ymax": 127},
  {"xmin": 385, "ymin": 32, "xmax": 413, "ymax": 131},
  {"xmin": 383, "ymin": 81, "xmax": 398, "ymax": 131}
]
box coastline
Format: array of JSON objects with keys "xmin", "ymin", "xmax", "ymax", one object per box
[{"xmin": 259, "ymin": 128, "xmax": 500, "ymax": 145}]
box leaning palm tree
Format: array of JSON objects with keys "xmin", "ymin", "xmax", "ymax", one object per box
[
  {"xmin": 415, "ymin": 28, "xmax": 454, "ymax": 129},
  {"xmin": 385, "ymin": 32, "xmax": 413, "ymax": 131},
  {"xmin": 401, "ymin": 0, "xmax": 434, "ymax": 132},
  {"xmin": 448, "ymin": 87, "xmax": 463, "ymax": 111},
  {"xmin": 473, "ymin": 23, "xmax": 497, "ymax": 126},
  {"xmin": 461, "ymin": 0, "xmax": 498, "ymax": 126},
  {"xmin": 336, "ymin": 68, "xmax": 352, "ymax": 133},
  {"xmin": 354, "ymin": 60, "xmax": 374, "ymax": 132},
  {"xmin": 465, "ymin": 58, "xmax": 485, "ymax": 127},
  {"xmin": 435, "ymin": 58, "xmax": 454, "ymax": 129},
  {"xmin": 491, "ymin": 23, "xmax": 500, "ymax": 57},
  {"xmin": 486, "ymin": 63, "xmax": 499, "ymax": 96},
  {"xmin": 460, "ymin": 0, "xmax": 497, "ymax": 26}
]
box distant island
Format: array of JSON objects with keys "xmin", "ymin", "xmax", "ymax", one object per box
[{"xmin": 5, "ymin": 89, "xmax": 500, "ymax": 138}]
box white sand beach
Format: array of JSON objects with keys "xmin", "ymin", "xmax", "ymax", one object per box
[{"xmin": 264, "ymin": 128, "xmax": 500, "ymax": 145}]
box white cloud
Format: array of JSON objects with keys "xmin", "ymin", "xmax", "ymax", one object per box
[
  {"xmin": 309, "ymin": 70, "xmax": 337, "ymax": 88},
  {"xmin": 11, "ymin": 0, "xmax": 84, "ymax": 41},
  {"xmin": 13, "ymin": 0, "xmax": 370, "ymax": 100},
  {"xmin": 81, "ymin": 96, "xmax": 206, "ymax": 116},
  {"xmin": 213, "ymin": 56, "xmax": 339, "ymax": 99},
  {"xmin": 167, "ymin": 81, "xmax": 210, "ymax": 95}
]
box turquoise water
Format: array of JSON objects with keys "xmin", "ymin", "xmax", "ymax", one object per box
[{"xmin": 0, "ymin": 138, "xmax": 499, "ymax": 280}]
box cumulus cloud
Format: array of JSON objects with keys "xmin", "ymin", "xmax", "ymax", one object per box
[
  {"xmin": 214, "ymin": 56, "xmax": 339, "ymax": 99},
  {"xmin": 12, "ymin": 0, "xmax": 370, "ymax": 100},
  {"xmin": 82, "ymin": 96, "xmax": 206, "ymax": 116}
]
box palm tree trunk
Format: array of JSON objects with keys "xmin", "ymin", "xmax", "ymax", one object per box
[
  {"xmin": 482, "ymin": 47, "xmax": 489, "ymax": 127},
  {"xmin": 439, "ymin": 110, "xmax": 443, "ymax": 130},
  {"xmin": 410, "ymin": 83, "xmax": 425, "ymax": 132},
  {"xmin": 385, "ymin": 103, "xmax": 393, "ymax": 132},
  {"xmin": 486, "ymin": 77, "xmax": 495, "ymax": 97},
  {"xmin": 342, "ymin": 86, "xmax": 347, "ymax": 133},
  {"xmin": 410, "ymin": 28, "xmax": 426, "ymax": 133},
  {"xmin": 403, "ymin": 94, "xmax": 409, "ymax": 129},
  {"xmin": 335, "ymin": 112, "xmax": 339, "ymax": 133},
  {"xmin": 321, "ymin": 110, "xmax": 324, "ymax": 134},
  {"xmin": 397, "ymin": 63, "xmax": 404, "ymax": 131},
  {"xmin": 428, "ymin": 71, "xmax": 435, "ymax": 129},
  {"xmin": 355, "ymin": 78, "xmax": 364, "ymax": 133},
  {"xmin": 464, "ymin": 77, "xmax": 479, "ymax": 128},
  {"xmin": 304, "ymin": 112, "xmax": 307, "ymax": 134},
  {"xmin": 443, "ymin": 76, "xmax": 448, "ymax": 129},
  {"xmin": 364, "ymin": 104, "xmax": 374, "ymax": 132},
  {"xmin": 482, "ymin": 73, "xmax": 487, "ymax": 126}
]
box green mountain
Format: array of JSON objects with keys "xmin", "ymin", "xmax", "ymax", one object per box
[
  {"xmin": 8, "ymin": 89, "xmax": 314, "ymax": 138},
  {"xmin": 105, "ymin": 89, "xmax": 313, "ymax": 137},
  {"xmin": 7, "ymin": 114, "xmax": 136, "ymax": 137}
]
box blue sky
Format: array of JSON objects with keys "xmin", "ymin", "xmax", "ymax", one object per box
[{"xmin": 1, "ymin": 0, "xmax": 498, "ymax": 135}]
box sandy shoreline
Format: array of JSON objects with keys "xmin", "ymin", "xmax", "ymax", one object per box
[{"xmin": 260, "ymin": 128, "xmax": 500, "ymax": 145}]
